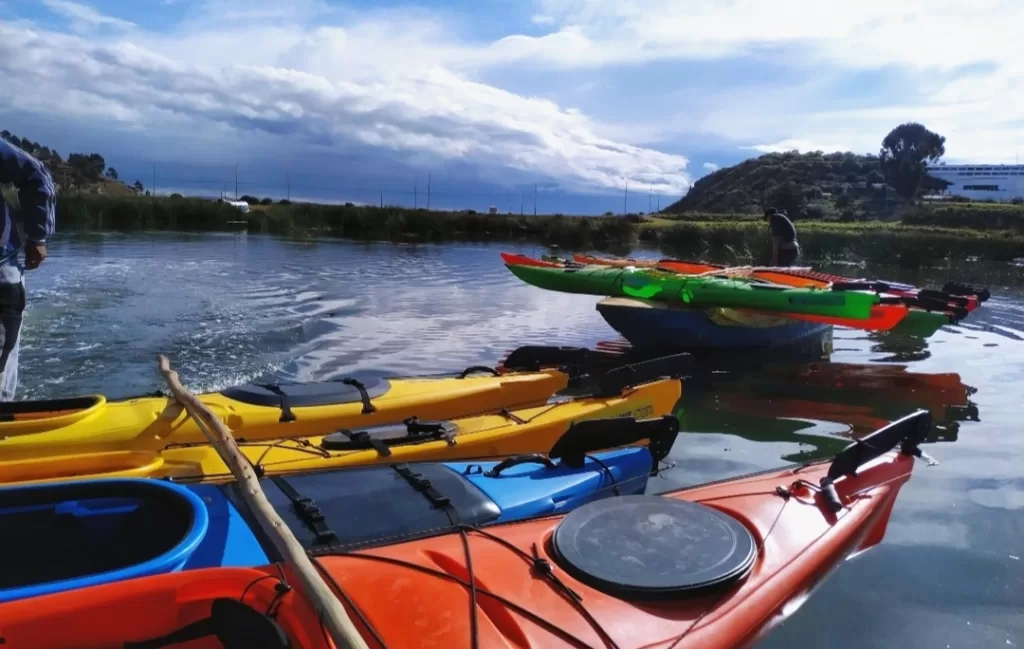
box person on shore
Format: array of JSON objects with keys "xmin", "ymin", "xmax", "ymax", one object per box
[
  {"xmin": 763, "ymin": 207, "xmax": 800, "ymax": 267},
  {"xmin": 0, "ymin": 138, "xmax": 56, "ymax": 401}
]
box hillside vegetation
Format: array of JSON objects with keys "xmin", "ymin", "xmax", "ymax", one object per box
[
  {"xmin": 1, "ymin": 130, "xmax": 145, "ymax": 197},
  {"xmin": 665, "ymin": 150, "xmax": 953, "ymax": 220}
]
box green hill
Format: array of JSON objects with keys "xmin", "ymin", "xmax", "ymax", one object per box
[{"xmin": 665, "ymin": 150, "xmax": 951, "ymax": 220}]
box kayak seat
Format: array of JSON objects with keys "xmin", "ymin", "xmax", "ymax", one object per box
[
  {"xmin": 0, "ymin": 481, "xmax": 196, "ymax": 592},
  {"xmin": 221, "ymin": 377, "xmax": 391, "ymax": 408},
  {"xmin": 231, "ymin": 463, "xmax": 500, "ymax": 553}
]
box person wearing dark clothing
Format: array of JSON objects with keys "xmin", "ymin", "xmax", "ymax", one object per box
[
  {"xmin": 0, "ymin": 138, "xmax": 57, "ymax": 400},
  {"xmin": 763, "ymin": 207, "xmax": 799, "ymax": 267}
]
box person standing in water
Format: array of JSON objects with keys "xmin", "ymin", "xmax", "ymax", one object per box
[
  {"xmin": 763, "ymin": 207, "xmax": 799, "ymax": 267},
  {"xmin": 0, "ymin": 138, "xmax": 57, "ymax": 401}
]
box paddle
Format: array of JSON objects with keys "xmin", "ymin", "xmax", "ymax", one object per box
[{"xmin": 156, "ymin": 354, "xmax": 370, "ymax": 649}]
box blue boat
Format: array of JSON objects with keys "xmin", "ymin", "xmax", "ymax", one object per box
[
  {"xmin": 596, "ymin": 296, "xmax": 833, "ymax": 350},
  {"xmin": 0, "ymin": 415, "xmax": 679, "ymax": 602}
]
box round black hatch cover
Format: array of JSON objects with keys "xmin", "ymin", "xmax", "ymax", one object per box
[{"xmin": 550, "ymin": 495, "xmax": 756, "ymax": 600}]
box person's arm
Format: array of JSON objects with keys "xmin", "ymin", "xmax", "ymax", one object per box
[{"xmin": 0, "ymin": 139, "xmax": 56, "ymax": 268}]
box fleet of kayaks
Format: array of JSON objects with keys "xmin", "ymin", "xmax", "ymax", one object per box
[
  {"xmin": 0, "ymin": 353, "xmax": 687, "ymax": 486},
  {"xmin": 0, "ymin": 409, "xmax": 935, "ymax": 649},
  {"xmin": 573, "ymin": 253, "xmax": 988, "ymax": 334},
  {"xmin": 0, "ymin": 247, "xmax": 977, "ymax": 648},
  {"xmin": 501, "ymin": 252, "xmax": 988, "ymax": 336},
  {"xmin": 502, "ymin": 254, "xmax": 881, "ymax": 320},
  {"xmin": 0, "ymin": 415, "xmax": 680, "ymax": 603}
]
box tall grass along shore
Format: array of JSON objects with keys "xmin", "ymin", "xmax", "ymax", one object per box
[{"xmin": 49, "ymin": 194, "xmax": 1024, "ymax": 265}]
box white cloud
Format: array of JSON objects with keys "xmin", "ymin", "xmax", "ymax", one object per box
[
  {"xmin": 0, "ymin": 18, "xmax": 691, "ymax": 195},
  {"xmin": 531, "ymin": 14, "xmax": 555, "ymax": 25},
  {"xmin": 40, "ymin": 0, "xmax": 137, "ymax": 32},
  {"xmin": 702, "ymin": 162, "xmax": 719, "ymax": 172},
  {"xmin": 741, "ymin": 139, "xmax": 854, "ymax": 155}
]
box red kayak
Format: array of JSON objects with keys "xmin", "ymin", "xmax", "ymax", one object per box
[
  {"xmin": 310, "ymin": 410, "xmax": 934, "ymax": 649},
  {"xmin": 0, "ymin": 566, "xmax": 330, "ymax": 649}
]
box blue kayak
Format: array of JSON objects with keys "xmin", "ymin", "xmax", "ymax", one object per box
[
  {"xmin": 596, "ymin": 296, "xmax": 833, "ymax": 349},
  {"xmin": 0, "ymin": 415, "xmax": 679, "ymax": 602}
]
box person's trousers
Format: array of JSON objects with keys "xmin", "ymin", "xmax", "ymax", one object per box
[
  {"xmin": 777, "ymin": 245, "xmax": 800, "ymax": 267},
  {"xmin": 0, "ymin": 262, "xmax": 25, "ymax": 402}
]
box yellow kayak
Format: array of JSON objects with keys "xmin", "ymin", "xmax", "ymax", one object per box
[
  {"xmin": 0, "ymin": 368, "xmax": 683, "ymax": 486},
  {"xmin": 0, "ymin": 353, "xmax": 581, "ymax": 457}
]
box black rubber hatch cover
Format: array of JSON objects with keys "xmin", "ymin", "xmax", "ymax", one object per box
[{"xmin": 550, "ymin": 495, "xmax": 756, "ymax": 599}]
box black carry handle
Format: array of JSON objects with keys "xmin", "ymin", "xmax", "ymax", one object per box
[
  {"xmin": 549, "ymin": 414, "xmax": 681, "ymax": 470},
  {"xmin": 819, "ymin": 409, "xmax": 933, "ymax": 512},
  {"xmin": 502, "ymin": 344, "xmax": 592, "ymax": 375},
  {"xmin": 340, "ymin": 378, "xmax": 377, "ymax": 414},
  {"xmin": 942, "ymin": 282, "xmax": 991, "ymax": 303},
  {"xmin": 483, "ymin": 454, "xmax": 558, "ymax": 477},
  {"xmin": 457, "ymin": 365, "xmax": 501, "ymax": 378},
  {"xmin": 594, "ymin": 352, "xmax": 692, "ymax": 397}
]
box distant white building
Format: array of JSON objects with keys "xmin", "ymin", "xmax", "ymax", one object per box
[
  {"xmin": 926, "ymin": 164, "xmax": 1024, "ymax": 202},
  {"xmin": 218, "ymin": 198, "xmax": 250, "ymax": 213}
]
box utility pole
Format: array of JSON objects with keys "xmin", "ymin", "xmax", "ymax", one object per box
[
  {"xmin": 648, "ymin": 184, "xmax": 652, "ymax": 213},
  {"xmin": 427, "ymin": 173, "xmax": 431, "ymax": 210},
  {"xmin": 624, "ymin": 179, "xmax": 628, "ymax": 215},
  {"xmin": 380, "ymin": 189, "xmax": 383, "ymax": 209},
  {"xmin": 534, "ymin": 183, "xmax": 537, "ymax": 216},
  {"xmin": 414, "ymin": 180, "xmax": 418, "ymax": 208},
  {"xmin": 521, "ymin": 191, "xmax": 524, "ymax": 216},
  {"xmin": 286, "ymin": 172, "xmax": 290, "ymax": 201},
  {"xmin": 152, "ymin": 163, "xmax": 156, "ymax": 196},
  {"xmin": 234, "ymin": 163, "xmax": 238, "ymax": 200}
]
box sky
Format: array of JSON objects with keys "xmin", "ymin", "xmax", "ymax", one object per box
[{"xmin": 1, "ymin": 0, "xmax": 1020, "ymax": 213}]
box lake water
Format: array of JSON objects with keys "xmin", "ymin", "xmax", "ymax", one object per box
[{"xmin": 18, "ymin": 232, "xmax": 1024, "ymax": 647}]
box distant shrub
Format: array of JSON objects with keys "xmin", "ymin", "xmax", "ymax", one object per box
[{"xmin": 260, "ymin": 197, "xmax": 273, "ymax": 205}]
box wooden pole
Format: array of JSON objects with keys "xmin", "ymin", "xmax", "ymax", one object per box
[{"xmin": 156, "ymin": 355, "xmax": 370, "ymax": 649}]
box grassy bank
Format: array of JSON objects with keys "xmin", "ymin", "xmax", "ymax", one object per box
[
  {"xmin": 56, "ymin": 194, "xmax": 636, "ymax": 248},
  {"xmin": 639, "ymin": 219, "xmax": 1024, "ymax": 266},
  {"xmin": 52, "ymin": 194, "xmax": 1024, "ymax": 264}
]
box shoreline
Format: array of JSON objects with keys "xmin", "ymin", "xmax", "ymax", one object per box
[{"xmin": 54, "ymin": 194, "xmax": 1024, "ymax": 264}]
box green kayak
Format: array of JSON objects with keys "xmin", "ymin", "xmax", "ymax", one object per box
[{"xmin": 506, "ymin": 262, "xmax": 880, "ymax": 320}]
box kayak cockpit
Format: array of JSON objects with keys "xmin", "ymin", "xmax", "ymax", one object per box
[
  {"xmin": 0, "ymin": 479, "xmax": 208, "ymax": 603},
  {"xmin": 0, "ymin": 395, "xmax": 106, "ymax": 436}
]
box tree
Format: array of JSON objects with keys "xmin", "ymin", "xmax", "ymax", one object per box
[
  {"xmin": 133, "ymin": 180, "xmax": 144, "ymax": 192},
  {"xmin": 105, "ymin": 167, "xmax": 119, "ymax": 180},
  {"xmin": 768, "ymin": 182, "xmax": 806, "ymax": 218},
  {"xmin": 879, "ymin": 122, "xmax": 946, "ymax": 201}
]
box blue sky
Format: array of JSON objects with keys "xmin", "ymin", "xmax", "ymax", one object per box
[{"xmin": 2, "ymin": 0, "xmax": 1021, "ymax": 213}]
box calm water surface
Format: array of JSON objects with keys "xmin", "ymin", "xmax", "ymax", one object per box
[{"xmin": 19, "ymin": 233, "xmax": 1024, "ymax": 647}]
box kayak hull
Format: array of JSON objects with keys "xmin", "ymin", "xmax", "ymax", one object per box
[
  {"xmin": 0, "ymin": 377, "xmax": 682, "ymax": 486},
  {"xmin": 596, "ymin": 296, "xmax": 832, "ymax": 349}
]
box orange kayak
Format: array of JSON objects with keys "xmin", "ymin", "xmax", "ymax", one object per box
[{"xmin": 308, "ymin": 409, "xmax": 933, "ymax": 649}]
